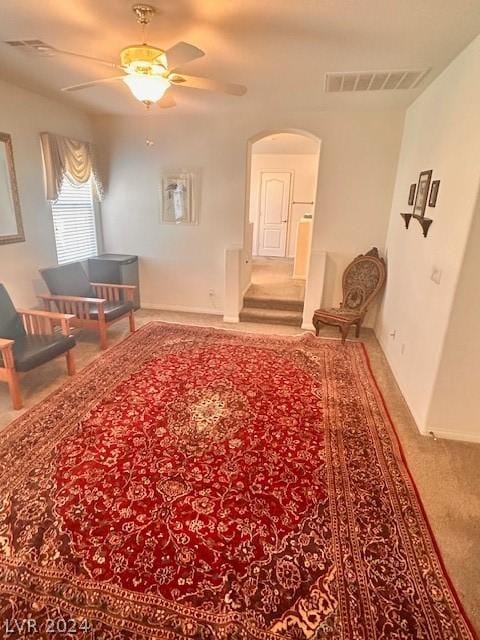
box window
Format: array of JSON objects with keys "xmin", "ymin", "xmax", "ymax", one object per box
[{"xmin": 51, "ymin": 176, "xmax": 98, "ymax": 264}]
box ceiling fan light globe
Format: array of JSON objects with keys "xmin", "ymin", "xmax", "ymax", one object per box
[{"xmin": 123, "ymin": 73, "xmax": 170, "ymax": 103}]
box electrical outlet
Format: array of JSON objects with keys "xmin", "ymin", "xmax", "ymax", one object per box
[{"xmin": 208, "ymin": 288, "xmax": 216, "ymax": 309}]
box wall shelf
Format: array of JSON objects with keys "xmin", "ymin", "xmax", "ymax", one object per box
[
  {"xmin": 413, "ymin": 214, "xmax": 433, "ymax": 238},
  {"xmin": 400, "ymin": 212, "xmax": 433, "ymax": 237}
]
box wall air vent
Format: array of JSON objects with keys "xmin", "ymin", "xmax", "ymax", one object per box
[
  {"xmin": 325, "ymin": 69, "xmax": 430, "ymax": 92},
  {"xmin": 4, "ymin": 39, "xmax": 54, "ymax": 56}
]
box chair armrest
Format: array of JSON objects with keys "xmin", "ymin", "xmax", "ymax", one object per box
[
  {"xmin": 90, "ymin": 283, "xmax": 136, "ymax": 302},
  {"xmin": 0, "ymin": 338, "xmax": 15, "ymax": 369},
  {"xmin": 90, "ymin": 283, "xmax": 136, "ymax": 291},
  {"xmin": 17, "ymin": 309, "xmax": 75, "ymax": 337},
  {"xmin": 0, "ymin": 338, "xmax": 14, "ymax": 350},
  {"xmin": 38, "ymin": 294, "xmax": 106, "ymax": 321},
  {"xmin": 17, "ymin": 308, "xmax": 75, "ymax": 321},
  {"xmin": 38, "ymin": 294, "xmax": 106, "ymax": 304}
]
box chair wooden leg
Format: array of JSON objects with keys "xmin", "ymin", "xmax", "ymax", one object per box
[
  {"xmin": 5, "ymin": 369, "xmax": 22, "ymax": 410},
  {"xmin": 340, "ymin": 325, "xmax": 350, "ymax": 344},
  {"xmin": 129, "ymin": 310, "xmax": 136, "ymax": 333},
  {"xmin": 99, "ymin": 323, "xmax": 108, "ymax": 350},
  {"xmin": 355, "ymin": 321, "xmax": 362, "ymax": 338},
  {"xmin": 66, "ymin": 349, "xmax": 76, "ymax": 376}
]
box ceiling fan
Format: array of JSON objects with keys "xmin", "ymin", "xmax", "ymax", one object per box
[{"xmin": 47, "ymin": 4, "xmax": 247, "ymax": 109}]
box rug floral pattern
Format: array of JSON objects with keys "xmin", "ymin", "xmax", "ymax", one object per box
[{"xmin": 0, "ymin": 323, "xmax": 475, "ymax": 639}]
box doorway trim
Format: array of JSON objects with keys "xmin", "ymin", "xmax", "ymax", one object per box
[{"xmin": 241, "ymin": 129, "xmax": 322, "ymax": 322}]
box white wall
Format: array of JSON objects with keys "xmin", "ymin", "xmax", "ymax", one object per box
[
  {"xmin": 426, "ymin": 192, "xmax": 480, "ymax": 442},
  {"xmin": 376, "ymin": 35, "xmax": 480, "ymax": 436},
  {"xmin": 0, "ymin": 79, "xmax": 93, "ymax": 307},
  {"xmin": 93, "ymin": 109, "xmax": 403, "ymax": 315},
  {"xmin": 249, "ymin": 153, "xmax": 318, "ymax": 257}
]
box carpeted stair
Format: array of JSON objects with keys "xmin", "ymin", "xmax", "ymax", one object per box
[{"xmin": 240, "ymin": 295, "xmax": 304, "ymax": 326}]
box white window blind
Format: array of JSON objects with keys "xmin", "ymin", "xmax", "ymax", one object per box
[{"xmin": 51, "ymin": 176, "xmax": 98, "ymax": 264}]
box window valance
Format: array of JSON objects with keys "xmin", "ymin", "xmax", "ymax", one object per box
[{"xmin": 40, "ymin": 132, "xmax": 104, "ymax": 202}]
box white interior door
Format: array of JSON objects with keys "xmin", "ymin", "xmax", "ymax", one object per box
[{"xmin": 257, "ymin": 171, "xmax": 292, "ymax": 257}]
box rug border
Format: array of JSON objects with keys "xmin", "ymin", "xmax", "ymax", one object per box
[
  {"xmin": 0, "ymin": 321, "xmax": 154, "ymax": 445},
  {"xmin": 359, "ymin": 342, "xmax": 479, "ymax": 640}
]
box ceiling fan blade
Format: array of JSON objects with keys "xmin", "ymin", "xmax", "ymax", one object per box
[
  {"xmin": 50, "ymin": 47, "xmax": 121, "ymax": 70},
  {"xmin": 157, "ymin": 92, "xmax": 176, "ymax": 109},
  {"xmin": 61, "ymin": 76, "xmax": 126, "ymax": 92},
  {"xmin": 165, "ymin": 42, "xmax": 205, "ymax": 70},
  {"xmin": 169, "ymin": 74, "xmax": 247, "ymax": 96}
]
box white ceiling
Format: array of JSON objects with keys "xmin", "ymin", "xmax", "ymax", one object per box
[
  {"xmin": 0, "ymin": 0, "xmax": 479, "ymax": 115},
  {"xmin": 253, "ymin": 133, "xmax": 319, "ymax": 155}
]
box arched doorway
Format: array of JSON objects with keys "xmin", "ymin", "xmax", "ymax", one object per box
[{"xmin": 241, "ymin": 130, "xmax": 321, "ymax": 328}]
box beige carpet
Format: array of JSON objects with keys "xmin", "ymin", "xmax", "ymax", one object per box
[
  {"xmin": 0, "ymin": 308, "xmax": 478, "ymax": 634},
  {"xmin": 246, "ymin": 257, "xmax": 305, "ymax": 302}
]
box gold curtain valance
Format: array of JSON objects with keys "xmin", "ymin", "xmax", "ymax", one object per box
[{"xmin": 40, "ymin": 132, "xmax": 104, "ymax": 202}]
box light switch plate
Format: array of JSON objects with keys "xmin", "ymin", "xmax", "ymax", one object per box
[{"xmin": 431, "ymin": 268, "xmax": 442, "ymax": 285}]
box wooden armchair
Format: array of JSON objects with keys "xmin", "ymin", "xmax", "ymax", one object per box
[
  {"xmin": 39, "ymin": 262, "xmax": 136, "ymax": 350},
  {"xmin": 0, "ymin": 284, "xmax": 76, "ymax": 410},
  {"xmin": 313, "ymin": 248, "xmax": 386, "ymax": 343}
]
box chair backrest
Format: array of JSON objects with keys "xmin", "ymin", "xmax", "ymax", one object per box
[
  {"xmin": 40, "ymin": 262, "xmax": 94, "ymax": 298},
  {"xmin": 341, "ymin": 248, "xmax": 386, "ymax": 313},
  {"xmin": 0, "ymin": 284, "xmax": 26, "ymax": 340}
]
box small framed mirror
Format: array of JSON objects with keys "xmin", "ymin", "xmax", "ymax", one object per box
[{"xmin": 0, "ymin": 132, "xmax": 25, "ymax": 245}]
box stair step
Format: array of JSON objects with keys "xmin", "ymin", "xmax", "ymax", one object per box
[
  {"xmin": 243, "ymin": 296, "xmax": 304, "ymax": 312},
  {"xmin": 239, "ymin": 306, "xmax": 303, "ymax": 327}
]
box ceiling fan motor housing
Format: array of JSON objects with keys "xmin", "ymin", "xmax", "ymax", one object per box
[
  {"xmin": 132, "ymin": 4, "xmax": 155, "ymax": 25},
  {"xmin": 120, "ymin": 44, "xmax": 167, "ymax": 75}
]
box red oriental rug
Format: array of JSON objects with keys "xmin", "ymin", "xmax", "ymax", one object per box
[{"xmin": 0, "ymin": 323, "xmax": 475, "ymax": 639}]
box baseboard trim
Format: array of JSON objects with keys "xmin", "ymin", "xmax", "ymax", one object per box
[
  {"xmin": 223, "ymin": 315, "xmax": 240, "ymax": 323},
  {"xmin": 302, "ymin": 322, "xmax": 314, "ymax": 331},
  {"xmin": 141, "ymin": 303, "xmax": 222, "ymax": 316},
  {"xmin": 376, "ymin": 332, "xmax": 480, "ymax": 444},
  {"xmin": 419, "ymin": 426, "xmax": 480, "ymax": 444}
]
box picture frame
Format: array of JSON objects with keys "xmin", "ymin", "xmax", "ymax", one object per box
[
  {"xmin": 408, "ymin": 183, "xmax": 416, "ymax": 206},
  {"xmin": 0, "ymin": 132, "xmax": 25, "ymax": 245},
  {"xmin": 429, "ymin": 180, "xmax": 440, "ymax": 207},
  {"xmin": 413, "ymin": 170, "xmax": 432, "ymax": 218},
  {"xmin": 159, "ymin": 172, "xmax": 196, "ymax": 225}
]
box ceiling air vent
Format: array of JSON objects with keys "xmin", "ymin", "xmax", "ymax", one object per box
[
  {"xmin": 4, "ymin": 39, "xmax": 54, "ymax": 55},
  {"xmin": 325, "ymin": 69, "xmax": 430, "ymax": 92}
]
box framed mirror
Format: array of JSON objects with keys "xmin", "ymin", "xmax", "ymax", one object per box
[{"xmin": 0, "ymin": 132, "xmax": 25, "ymax": 245}]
